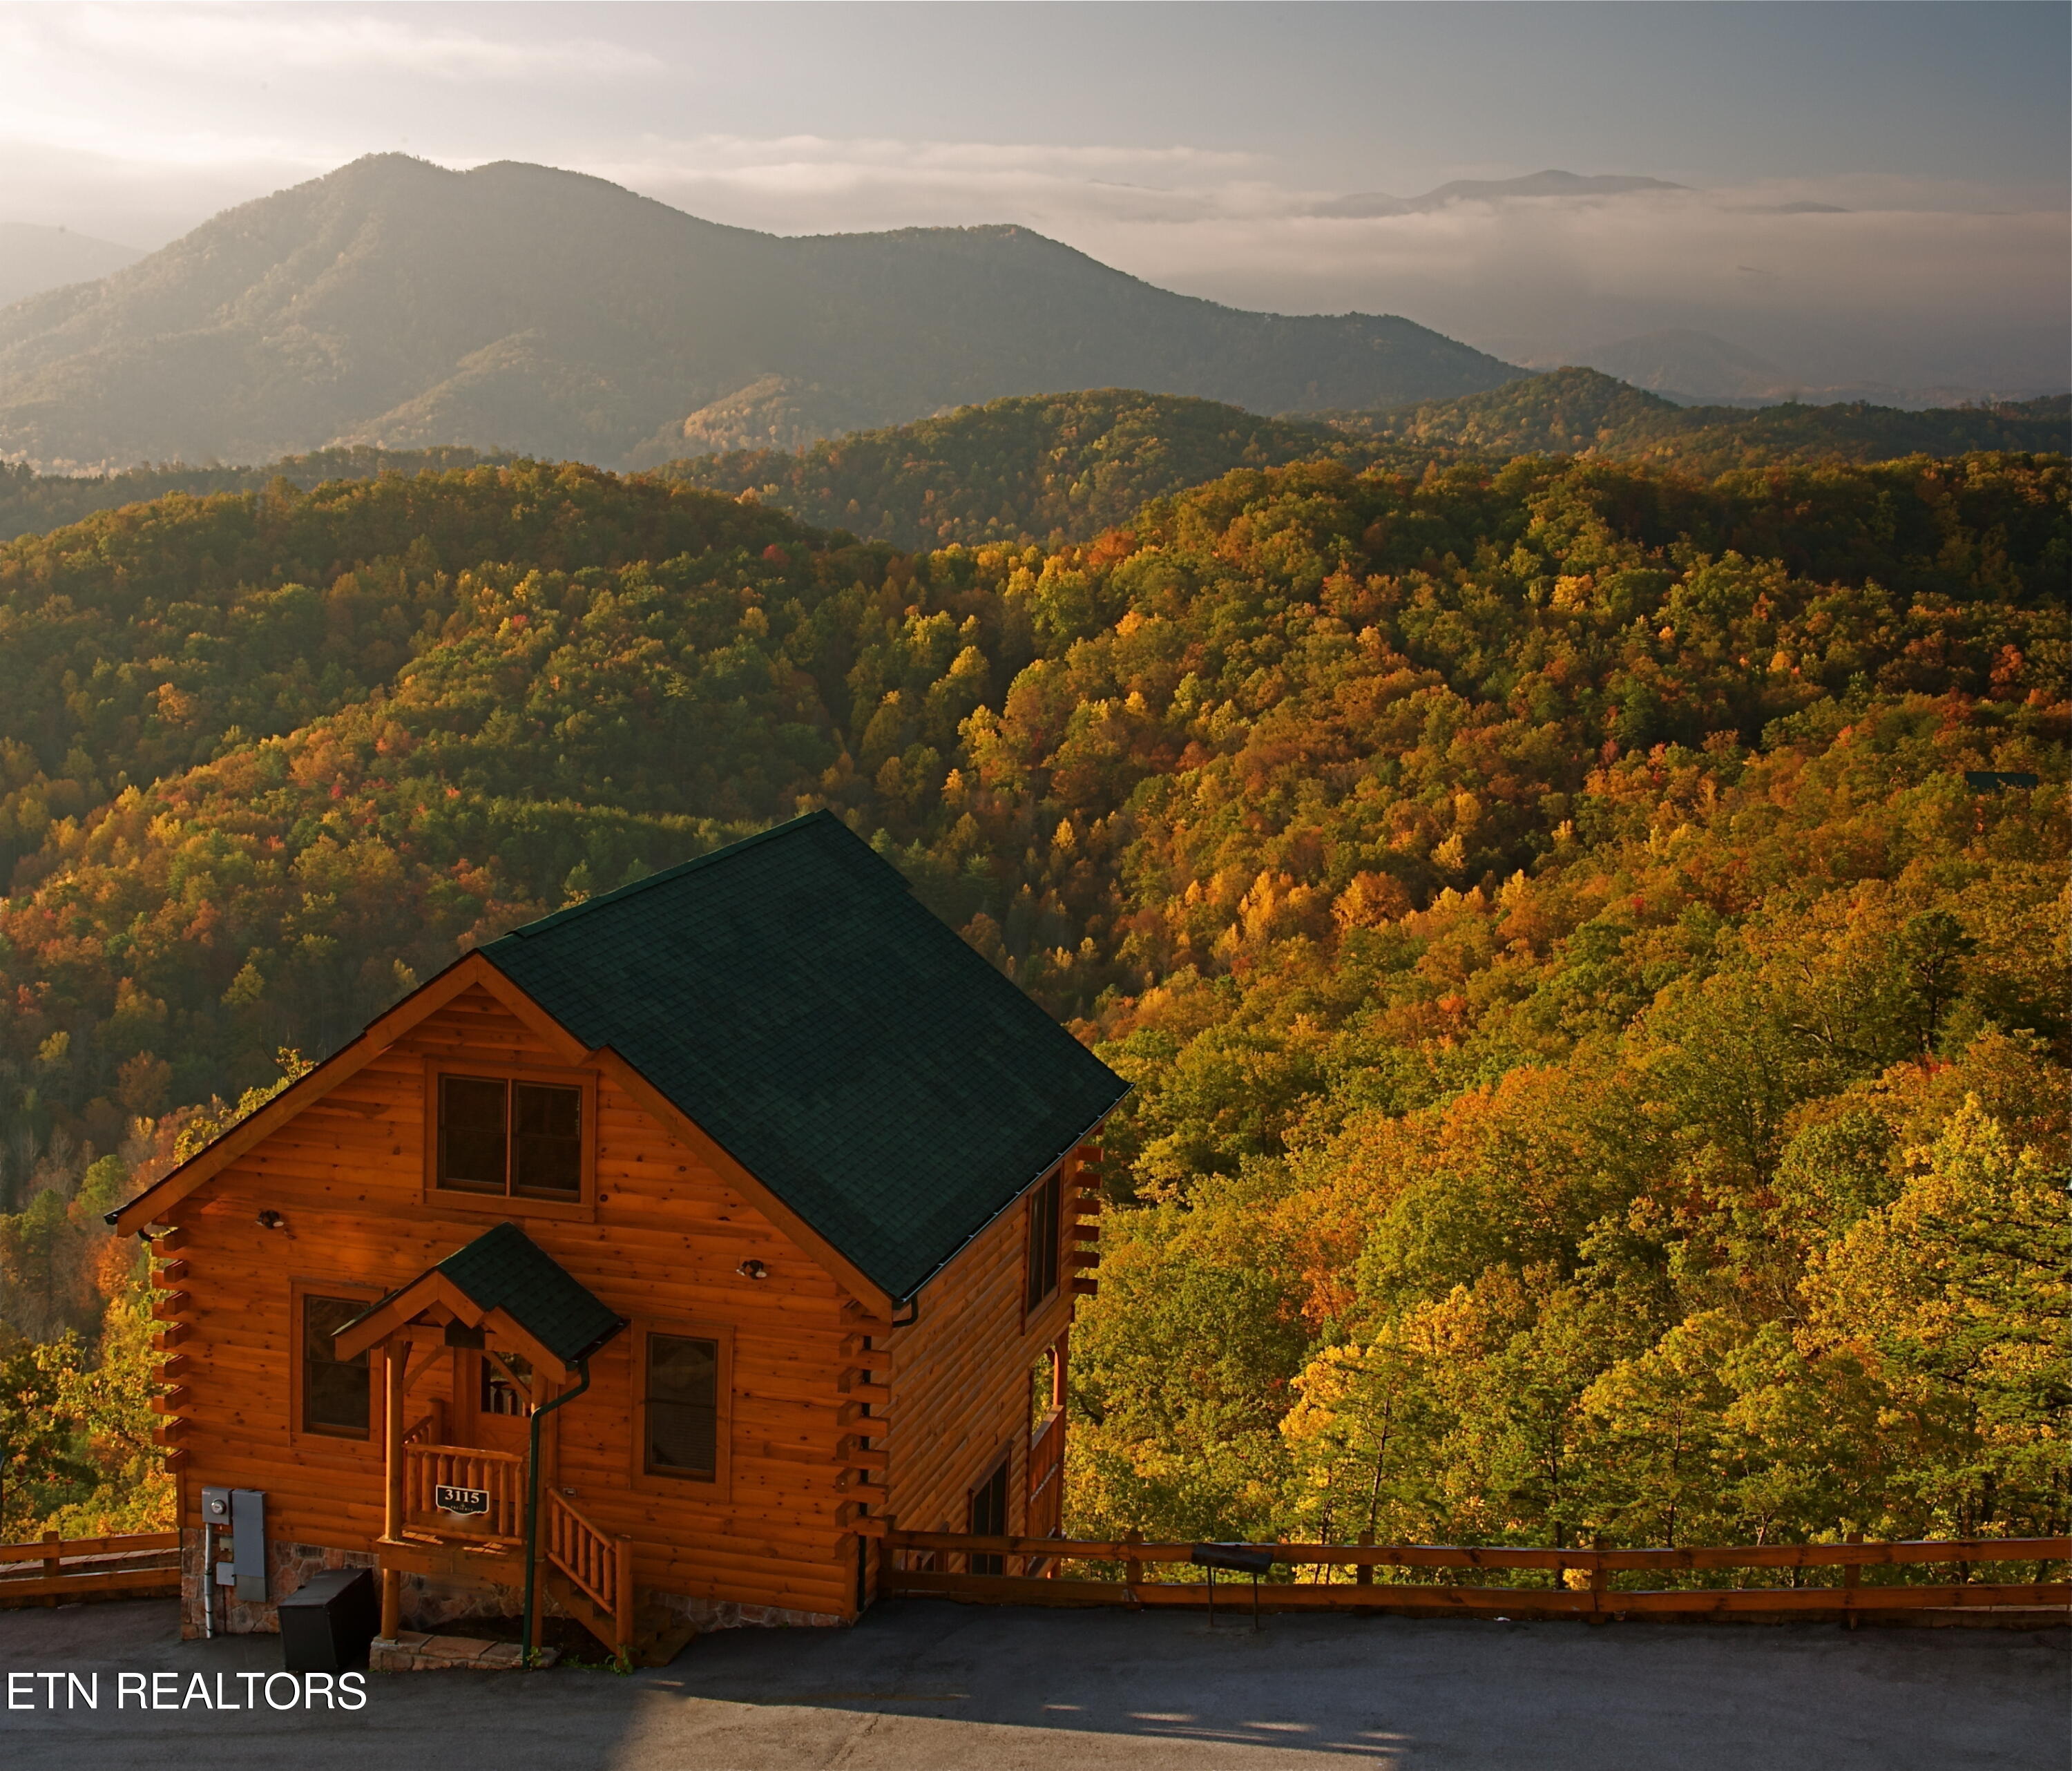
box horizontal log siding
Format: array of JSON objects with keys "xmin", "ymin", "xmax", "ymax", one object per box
[
  {"xmin": 163, "ymin": 986, "xmax": 856, "ymax": 1620},
  {"xmin": 879, "ymin": 1147, "xmax": 1086, "ymax": 1549}
]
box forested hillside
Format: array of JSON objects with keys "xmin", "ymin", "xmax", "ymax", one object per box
[
  {"xmin": 0, "ymin": 446, "xmax": 499, "ymax": 544},
  {"xmin": 1325, "ymin": 369, "xmax": 2072, "ymax": 474},
  {"xmin": 0, "ymin": 448, "xmax": 2063, "ymax": 1551},
  {"xmin": 658, "ymin": 390, "xmax": 1390, "ymax": 548},
  {"xmin": 20, "ymin": 373, "xmax": 2055, "ymax": 557}
]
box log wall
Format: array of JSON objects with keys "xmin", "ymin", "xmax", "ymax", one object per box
[
  {"xmin": 875, "ymin": 1145, "xmax": 1096, "ymax": 1552},
  {"xmin": 155, "ymin": 985, "xmax": 861, "ymax": 1625}
]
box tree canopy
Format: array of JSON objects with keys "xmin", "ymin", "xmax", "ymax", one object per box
[{"xmin": 0, "ymin": 439, "xmax": 2063, "ymax": 1549}]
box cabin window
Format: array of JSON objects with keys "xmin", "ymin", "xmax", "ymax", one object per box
[
  {"xmin": 644, "ymin": 1333, "xmax": 720, "ymax": 1480},
  {"xmin": 435, "ymin": 1074, "xmax": 584, "ymax": 1200},
  {"xmin": 300, "ymin": 1294, "xmax": 372, "ymax": 1439},
  {"xmin": 967, "ymin": 1454, "xmax": 1010, "ymax": 1574},
  {"xmin": 1023, "ymin": 1169, "xmax": 1062, "ymax": 1312}
]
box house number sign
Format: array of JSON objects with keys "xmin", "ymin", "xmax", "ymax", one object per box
[{"xmin": 436, "ymin": 1485, "xmax": 491, "ymax": 1515}]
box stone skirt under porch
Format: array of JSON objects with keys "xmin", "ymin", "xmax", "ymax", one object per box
[{"xmin": 177, "ymin": 1526, "xmax": 843, "ymax": 1640}]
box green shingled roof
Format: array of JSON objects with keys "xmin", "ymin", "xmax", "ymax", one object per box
[
  {"xmin": 342, "ymin": 1220, "xmax": 624, "ymax": 1366},
  {"xmin": 479, "ymin": 812, "xmax": 1128, "ymax": 1301}
]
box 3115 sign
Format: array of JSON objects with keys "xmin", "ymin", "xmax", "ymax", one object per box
[{"xmin": 435, "ymin": 1485, "xmax": 490, "ymax": 1516}]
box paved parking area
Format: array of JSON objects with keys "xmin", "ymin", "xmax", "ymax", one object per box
[{"xmin": 1, "ymin": 1598, "xmax": 2063, "ymax": 1770}]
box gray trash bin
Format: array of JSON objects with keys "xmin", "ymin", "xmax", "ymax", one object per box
[{"xmin": 278, "ymin": 1567, "xmax": 378, "ymax": 1672}]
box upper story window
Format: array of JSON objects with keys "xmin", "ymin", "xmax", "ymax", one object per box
[
  {"xmin": 434, "ymin": 1072, "xmax": 585, "ymax": 1201},
  {"xmin": 1023, "ymin": 1169, "xmax": 1062, "ymax": 1313}
]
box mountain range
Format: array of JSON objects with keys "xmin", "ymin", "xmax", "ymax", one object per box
[
  {"xmin": 0, "ymin": 153, "xmax": 1518, "ymax": 472},
  {"xmin": 8, "ymin": 371, "xmax": 2060, "ymax": 551},
  {"xmin": 1317, "ymin": 369, "xmax": 2070, "ymax": 472}
]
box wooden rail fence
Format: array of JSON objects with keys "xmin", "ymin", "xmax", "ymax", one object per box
[
  {"xmin": 1026, "ymin": 1411, "xmax": 1065, "ymax": 1543},
  {"xmin": 0, "ymin": 1531, "xmax": 182, "ymax": 1607},
  {"xmin": 881, "ymin": 1530, "xmax": 2070, "ymax": 1621}
]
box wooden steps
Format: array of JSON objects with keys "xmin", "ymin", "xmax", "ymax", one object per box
[
  {"xmin": 631, "ymin": 1602, "xmax": 699, "ymax": 1668},
  {"xmin": 543, "ymin": 1569, "xmax": 697, "ymax": 1666},
  {"xmin": 544, "ymin": 1567, "xmax": 619, "ymax": 1656}
]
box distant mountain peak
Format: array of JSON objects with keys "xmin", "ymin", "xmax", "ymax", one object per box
[
  {"xmin": 0, "ymin": 155, "xmax": 1520, "ymax": 471},
  {"xmin": 1315, "ymin": 170, "xmax": 1685, "ymax": 220}
]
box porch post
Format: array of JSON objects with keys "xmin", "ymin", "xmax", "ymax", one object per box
[
  {"xmin": 380, "ymin": 1338, "xmax": 410, "ymax": 1639},
  {"xmin": 383, "ymin": 1339, "xmax": 410, "ymax": 1540}
]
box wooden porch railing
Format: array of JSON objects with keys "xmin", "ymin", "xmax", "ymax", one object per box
[
  {"xmin": 544, "ymin": 1491, "xmax": 633, "ymax": 1655},
  {"xmin": 880, "ymin": 1531, "xmax": 2071, "ymax": 1620},
  {"xmin": 1026, "ymin": 1410, "xmax": 1065, "ymax": 1543},
  {"xmin": 402, "ymin": 1442, "xmax": 524, "ymax": 1544},
  {"xmin": 0, "ymin": 1530, "xmax": 182, "ymax": 1607}
]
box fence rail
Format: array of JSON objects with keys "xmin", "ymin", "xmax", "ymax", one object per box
[
  {"xmin": 880, "ymin": 1530, "xmax": 2070, "ymax": 1621},
  {"xmin": 0, "ymin": 1530, "xmax": 182, "ymax": 1607}
]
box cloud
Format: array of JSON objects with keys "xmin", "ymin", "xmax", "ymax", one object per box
[
  {"xmin": 0, "ymin": 106, "xmax": 2062, "ymax": 393},
  {"xmin": 577, "ymin": 133, "xmax": 1279, "ymax": 231},
  {"xmin": 1057, "ymin": 188, "xmax": 2068, "ymax": 388},
  {"xmin": 34, "ymin": 5, "xmax": 661, "ymax": 83}
]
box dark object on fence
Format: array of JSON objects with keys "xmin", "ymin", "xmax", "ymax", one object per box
[
  {"xmin": 1192, "ymin": 1543, "xmax": 1276, "ymax": 1630},
  {"xmin": 1965, "ymin": 771, "xmax": 2040, "ymax": 792},
  {"xmin": 278, "ymin": 1567, "xmax": 378, "ymax": 1672}
]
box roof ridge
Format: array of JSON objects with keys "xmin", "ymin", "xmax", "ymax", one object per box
[{"xmin": 495, "ymin": 809, "xmax": 851, "ymax": 941}]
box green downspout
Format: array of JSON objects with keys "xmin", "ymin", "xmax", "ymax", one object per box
[{"xmin": 521, "ymin": 1358, "xmax": 593, "ymax": 1667}]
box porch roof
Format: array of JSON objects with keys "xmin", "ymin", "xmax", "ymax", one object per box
[{"xmin": 342, "ymin": 1220, "xmax": 624, "ymax": 1368}]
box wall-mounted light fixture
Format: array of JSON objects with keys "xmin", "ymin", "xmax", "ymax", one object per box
[
  {"xmin": 736, "ymin": 1258, "xmax": 768, "ymax": 1281},
  {"xmin": 256, "ymin": 1209, "xmax": 287, "ymax": 1231}
]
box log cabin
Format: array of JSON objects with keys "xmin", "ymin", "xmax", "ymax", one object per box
[{"xmin": 110, "ymin": 811, "xmax": 1128, "ymax": 1660}]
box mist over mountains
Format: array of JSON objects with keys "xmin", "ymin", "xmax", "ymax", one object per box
[
  {"xmin": 0, "ymin": 154, "xmax": 1518, "ymax": 472},
  {"xmin": 1313, "ymin": 169, "xmax": 1685, "ymax": 219},
  {"xmin": 0, "ymin": 224, "xmax": 144, "ymax": 309}
]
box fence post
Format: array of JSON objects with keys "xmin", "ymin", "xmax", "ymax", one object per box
[
  {"xmin": 1356, "ymin": 1529, "xmax": 1373, "ymax": 1588},
  {"xmin": 874, "ymin": 1518, "xmax": 896, "ymax": 1602},
  {"xmin": 1843, "ymin": 1529, "xmax": 1861, "ymax": 1630},
  {"xmin": 1124, "ymin": 1527, "xmax": 1143, "ymax": 1602},
  {"xmin": 1589, "ymin": 1534, "xmax": 1606, "ymax": 1622},
  {"xmin": 41, "ymin": 1530, "xmax": 61, "ymax": 1580}
]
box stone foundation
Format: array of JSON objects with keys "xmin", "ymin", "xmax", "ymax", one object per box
[
  {"xmin": 178, "ymin": 1526, "xmax": 844, "ymax": 1640},
  {"xmin": 179, "ymin": 1530, "xmax": 378, "ymax": 1640},
  {"xmin": 640, "ymin": 1585, "xmax": 843, "ymax": 1633}
]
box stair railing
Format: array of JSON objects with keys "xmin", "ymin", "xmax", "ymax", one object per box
[{"xmin": 544, "ymin": 1489, "xmax": 633, "ymax": 1654}]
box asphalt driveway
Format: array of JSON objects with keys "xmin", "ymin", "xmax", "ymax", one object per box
[{"xmin": 1, "ymin": 1597, "xmax": 2062, "ymax": 1770}]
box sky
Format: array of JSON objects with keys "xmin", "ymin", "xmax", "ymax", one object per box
[{"xmin": 1, "ymin": 1, "xmax": 2066, "ymax": 392}]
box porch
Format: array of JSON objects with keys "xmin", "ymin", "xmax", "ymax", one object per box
[{"xmin": 334, "ymin": 1221, "xmax": 658, "ymax": 1661}]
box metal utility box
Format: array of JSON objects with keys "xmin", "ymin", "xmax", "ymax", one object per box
[
  {"xmin": 278, "ymin": 1568, "xmax": 378, "ymax": 1672},
  {"xmin": 230, "ymin": 1488, "xmax": 267, "ymax": 1600},
  {"xmin": 202, "ymin": 1485, "xmax": 263, "ymax": 1600}
]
